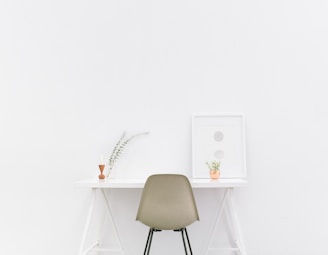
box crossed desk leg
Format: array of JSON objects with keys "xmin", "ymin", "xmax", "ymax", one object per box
[
  {"xmin": 78, "ymin": 188, "xmax": 124, "ymax": 255},
  {"xmin": 204, "ymin": 188, "xmax": 247, "ymax": 255}
]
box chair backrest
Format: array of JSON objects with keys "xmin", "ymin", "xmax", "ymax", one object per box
[{"xmin": 136, "ymin": 174, "xmax": 199, "ymax": 230}]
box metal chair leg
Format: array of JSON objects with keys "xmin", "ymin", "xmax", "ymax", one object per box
[
  {"xmin": 147, "ymin": 229, "xmax": 154, "ymax": 255},
  {"xmin": 145, "ymin": 228, "xmax": 193, "ymax": 255},
  {"xmin": 143, "ymin": 229, "xmax": 151, "ymax": 255},
  {"xmin": 184, "ymin": 228, "xmax": 193, "ymax": 255},
  {"xmin": 180, "ymin": 229, "xmax": 188, "ymax": 255},
  {"xmin": 144, "ymin": 228, "xmax": 154, "ymax": 255}
]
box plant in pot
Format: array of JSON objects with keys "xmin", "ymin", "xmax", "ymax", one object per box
[{"xmin": 206, "ymin": 161, "xmax": 221, "ymax": 179}]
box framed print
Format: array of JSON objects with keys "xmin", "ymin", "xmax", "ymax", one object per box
[{"xmin": 192, "ymin": 113, "xmax": 247, "ymax": 179}]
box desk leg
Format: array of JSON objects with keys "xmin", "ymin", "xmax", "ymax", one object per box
[
  {"xmin": 101, "ymin": 189, "xmax": 124, "ymax": 254},
  {"xmin": 203, "ymin": 189, "xmax": 228, "ymax": 254},
  {"xmin": 226, "ymin": 188, "xmax": 247, "ymax": 255},
  {"xmin": 204, "ymin": 188, "xmax": 247, "ymax": 255},
  {"xmin": 78, "ymin": 188, "xmax": 97, "ymax": 255},
  {"xmin": 203, "ymin": 189, "xmax": 229, "ymax": 254}
]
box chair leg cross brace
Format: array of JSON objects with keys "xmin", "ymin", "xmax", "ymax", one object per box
[{"xmin": 144, "ymin": 228, "xmax": 193, "ymax": 255}]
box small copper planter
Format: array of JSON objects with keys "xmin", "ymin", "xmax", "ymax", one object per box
[{"xmin": 209, "ymin": 170, "xmax": 220, "ymax": 180}]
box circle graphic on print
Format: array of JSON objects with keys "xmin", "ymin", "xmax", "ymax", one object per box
[
  {"xmin": 213, "ymin": 131, "xmax": 224, "ymax": 142},
  {"xmin": 214, "ymin": 150, "xmax": 224, "ymax": 159}
]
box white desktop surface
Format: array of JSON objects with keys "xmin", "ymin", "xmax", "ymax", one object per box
[{"xmin": 76, "ymin": 177, "xmax": 248, "ymax": 188}]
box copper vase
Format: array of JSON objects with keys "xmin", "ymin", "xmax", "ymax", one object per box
[{"xmin": 98, "ymin": 164, "xmax": 105, "ymax": 179}]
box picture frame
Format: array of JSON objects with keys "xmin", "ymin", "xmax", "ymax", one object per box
[{"xmin": 192, "ymin": 113, "xmax": 247, "ymax": 179}]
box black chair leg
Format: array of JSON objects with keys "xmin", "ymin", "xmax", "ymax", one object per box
[
  {"xmin": 180, "ymin": 229, "xmax": 188, "ymax": 255},
  {"xmin": 184, "ymin": 228, "xmax": 193, "ymax": 255},
  {"xmin": 177, "ymin": 228, "xmax": 193, "ymax": 255},
  {"xmin": 143, "ymin": 228, "xmax": 154, "ymax": 255},
  {"xmin": 145, "ymin": 228, "xmax": 193, "ymax": 255}
]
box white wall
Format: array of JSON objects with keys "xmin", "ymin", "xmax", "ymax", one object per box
[{"xmin": 1, "ymin": 0, "xmax": 328, "ymax": 254}]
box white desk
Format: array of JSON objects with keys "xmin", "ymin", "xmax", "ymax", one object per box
[{"xmin": 76, "ymin": 178, "xmax": 248, "ymax": 255}]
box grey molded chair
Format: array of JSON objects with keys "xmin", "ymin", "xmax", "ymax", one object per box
[{"xmin": 136, "ymin": 174, "xmax": 199, "ymax": 255}]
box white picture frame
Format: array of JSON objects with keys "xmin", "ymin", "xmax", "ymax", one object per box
[{"xmin": 192, "ymin": 113, "xmax": 247, "ymax": 179}]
